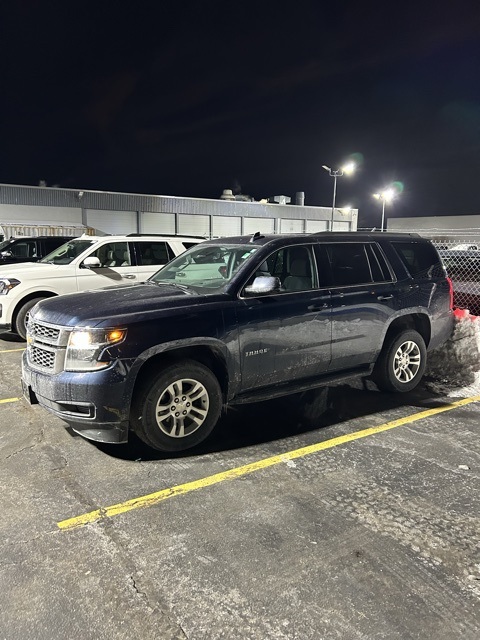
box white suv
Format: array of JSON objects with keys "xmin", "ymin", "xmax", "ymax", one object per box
[{"xmin": 0, "ymin": 234, "xmax": 202, "ymax": 339}]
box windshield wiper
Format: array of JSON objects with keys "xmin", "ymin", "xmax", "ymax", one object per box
[{"xmin": 151, "ymin": 280, "xmax": 192, "ymax": 291}]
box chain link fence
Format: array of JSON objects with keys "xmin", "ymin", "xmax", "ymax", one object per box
[
  {"xmin": 404, "ymin": 230, "xmax": 480, "ymax": 396},
  {"xmin": 412, "ymin": 230, "xmax": 480, "ymax": 317}
]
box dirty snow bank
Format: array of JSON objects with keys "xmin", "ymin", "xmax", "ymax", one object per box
[{"xmin": 425, "ymin": 315, "xmax": 480, "ymax": 396}]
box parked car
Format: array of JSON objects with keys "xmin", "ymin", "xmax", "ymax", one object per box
[
  {"xmin": 439, "ymin": 249, "xmax": 480, "ymax": 315},
  {"xmin": 21, "ymin": 231, "xmax": 454, "ymax": 453},
  {"xmin": 0, "ymin": 235, "xmax": 75, "ymax": 265},
  {"xmin": 0, "ymin": 234, "xmax": 203, "ymax": 339}
]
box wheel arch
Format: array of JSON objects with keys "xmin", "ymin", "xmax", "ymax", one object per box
[
  {"xmin": 383, "ymin": 313, "xmax": 431, "ymax": 349},
  {"xmin": 130, "ymin": 343, "xmax": 230, "ymax": 408},
  {"xmin": 12, "ymin": 291, "xmax": 58, "ymax": 328}
]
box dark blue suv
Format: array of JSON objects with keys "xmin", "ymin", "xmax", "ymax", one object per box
[{"xmin": 22, "ymin": 232, "xmax": 454, "ymax": 452}]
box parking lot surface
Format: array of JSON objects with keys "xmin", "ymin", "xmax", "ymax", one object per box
[{"xmin": 1, "ymin": 333, "xmax": 480, "ymax": 639}]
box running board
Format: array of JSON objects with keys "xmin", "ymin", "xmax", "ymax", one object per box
[{"xmin": 230, "ymin": 364, "xmax": 373, "ymax": 405}]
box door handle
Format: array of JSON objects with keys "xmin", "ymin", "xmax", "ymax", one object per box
[
  {"xmin": 123, "ymin": 274, "xmax": 137, "ymax": 279},
  {"xmin": 377, "ymin": 295, "xmax": 393, "ymax": 300}
]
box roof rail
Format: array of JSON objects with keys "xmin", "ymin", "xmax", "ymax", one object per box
[{"xmin": 126, "ymin": 233, "xmax": 205, "ymax": 238}]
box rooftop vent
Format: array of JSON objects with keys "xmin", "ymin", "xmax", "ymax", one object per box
[
  {"xmin": 220, "ymin": 189, "xmax": 235, "ymax": 201},
  {"xmin": 273, "ymin": 195, "xmax": 291, "ymax": 205}
]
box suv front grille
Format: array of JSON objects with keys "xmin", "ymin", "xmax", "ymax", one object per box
[
  {"xmin": 29, "ymin": 345, "xmax": 56, "ymax": 370},
  {"xmin": 30, "ymin": 323, "xmax": 60, "ymax": 342},
  {"xmin": 26, "ymin": 317, "xmax": 69, "ymax": 373}
]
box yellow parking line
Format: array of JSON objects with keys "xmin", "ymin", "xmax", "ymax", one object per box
[
  {"xmin": 57, "ymin": 395, "xmax": 480, "ymax": 531},
  {"xmin": 0, "ymin": 397, "xmax": 21, "ymax": 404},
  {"xmin": 0, "ymin": 348, "xmax": 25, "ymax": 353}
]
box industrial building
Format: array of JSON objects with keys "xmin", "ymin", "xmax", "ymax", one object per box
[{"xmin": 0, "ymin": 183, "xmax": 358, "ymax": 240}]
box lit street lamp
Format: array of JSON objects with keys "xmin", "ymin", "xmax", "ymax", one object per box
[
  {"xmin": 322, "ymin": 162, "xmax": 356, "ymax": 229},
  {"xmin": 373, "ymin": 188, "xmax": 395, "ymax": 232}
]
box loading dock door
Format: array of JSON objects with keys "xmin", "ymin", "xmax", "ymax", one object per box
[
  {"xmin": 280, "ymin": 219, "xmax": 303, "ymax": 234},
  {"xmin": 211, "ymin": 216, "xmax": 241, "ymax": 238},
  {"xmin": 243, "ymin": 217, "xmax": 274, "ymax": 235},
  {"xmin": 306, "ymin": 220, "xmax": 328, "ymax": 233},
  {"xmin": 178, "ymin": 214, "xmax": 210, "ymax": 237},
  {"xmin": 140, "ymin": 212, "xmax": 176, "ymax": 235},
  {"xmin": 86, "ymin": 210, "xmax": 137, "ymax": 235}
]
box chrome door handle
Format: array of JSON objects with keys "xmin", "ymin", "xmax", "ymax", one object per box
[
  {"xmin": 377, "ymin": 295, "xmax": 393, "ymax": 300},
  {"xmin": 123, "ymin": 274, "xmax": 137, "ymax": 279}
]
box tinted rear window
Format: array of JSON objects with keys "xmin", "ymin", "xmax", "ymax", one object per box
[
  {"xmin": 136, "ymin": 241, "xmax": 174, "ymax": 265},
  {"xmin": 392, "ymin": 242, "xmax": 444, "ymax": 278},
  {"xmin": 44, "ymin": 237, "xmax": 70, "ymax": 251}
]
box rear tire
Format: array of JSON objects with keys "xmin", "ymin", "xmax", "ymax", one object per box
[
  {"xmin": 15, "ymin": 297, "xmax": 46, "ymax": 340},
  {"xmin": 373, "ymin": 329, "xmax": 426, "ymax": 393},
  {"xmin": 131, "ymin": 359, "xmax": 222, "ymax": 452}
]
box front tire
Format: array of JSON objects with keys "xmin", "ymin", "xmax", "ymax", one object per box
[
  {"xmin": 15, "ymin": 297, "xmax": 46, "ymax": 340},
  {"xmin": 131, "ymin": 359, "xmax": 222, "ymax": 452},
  {"xmin": 373, "ymin": 329, "xmax": 427, "ymax": 393}
]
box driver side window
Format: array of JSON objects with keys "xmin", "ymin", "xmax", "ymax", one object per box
[
  {"xmin": 245, "ymin": 245, "xmax": 316, "ymax": 293},
  {"xmin": 266, "ymin": 246, "xmax": 316, "ymax": 292}
]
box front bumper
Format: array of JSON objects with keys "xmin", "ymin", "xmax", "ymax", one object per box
[
  {"xmin": 0, "ymin": 299, "xmax": 13, "ymax": 334},
  {"xmin": 21, "ymin": 351, "xmax": 131, "ymax": 444}
]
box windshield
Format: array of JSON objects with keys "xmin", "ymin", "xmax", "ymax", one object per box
[
  {"xmin": 40, "ymin": 238, "xmax": 96, "ymax": 265},
  {"xmin": 0, "ymin": 239, "xmax": 11, "ymax": 252},
  {"xmin": 150, "ymin": 243, "xmax": 259, "ymax": 290}
]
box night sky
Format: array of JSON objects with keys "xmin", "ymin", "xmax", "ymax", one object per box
[{"xmin": 2, "ymin": 0, "xmax": 480, "ymax": 227}]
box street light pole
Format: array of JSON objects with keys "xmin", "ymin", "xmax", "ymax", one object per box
[
  {"xmin": 373, "ymin": 188, "xmax": 395, "ymax": 231},
  {"xmin": 331, "ymin": 173, "xmax": 338, "ymax": 220},
  {"xmin": 323, "ymin": 162, "xmax": 355, "ymax": 230}
]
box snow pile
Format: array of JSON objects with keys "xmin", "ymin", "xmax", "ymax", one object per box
[{"xmin": 425, "ymin": 314, "xmax": 480, "ymax": 396}]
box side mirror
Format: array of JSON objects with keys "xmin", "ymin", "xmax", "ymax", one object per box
[
  {"xmin": 81, "ymin": 256, "xmax": 101, "ymax": 269},
  {"xmin": 244, "ymin": 276, "xmax": 281, "ymax": 296},
  {"xmin": 0, "ymin": 250, "xmax": 13, "ymax": 258}
]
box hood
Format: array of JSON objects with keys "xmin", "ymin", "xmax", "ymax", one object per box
[
  {"xmin": 0, "ymin": 258, "xmax": 40, "ymax": 265},
  {"xmin": 31, "ymin": 282, "xmax": 226, "ymax": 328},
  {"xmin": 0, "ymin": 261, "xmax": 63, "ymax": 279}
]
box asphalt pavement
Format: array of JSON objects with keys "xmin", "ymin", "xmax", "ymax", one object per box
[{"xmin": 1, "ymin": 333, "xmax": 479, "ymax": 639}]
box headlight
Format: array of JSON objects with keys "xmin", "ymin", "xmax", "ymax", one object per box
[
  {"xmin": 0, "ymin": 278, "xmax": 20, "ymax": 295},
  {"xmin": 65, "ymin": 327, "xmax": 127, "ymax": 371}
]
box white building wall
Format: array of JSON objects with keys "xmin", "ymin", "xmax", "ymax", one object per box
[
  {"xmin": 0, "ymin": 203, "xmax": 82, "ymax": 226},
  {"xmin": 0, "ymin": 185, "xmax": 359, "ymax": 237}
]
